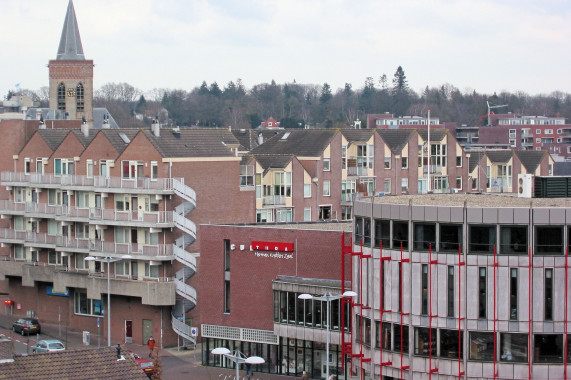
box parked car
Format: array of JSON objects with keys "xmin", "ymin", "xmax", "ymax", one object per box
[
  {"xmin": 32, "ymin": 339, "xmax": 65, "ymax": 353},
  {"xmin": 12, "ymin": 318, "xmax": 41, "ymax": 336},
  {"xmin": 129, "ymin": 352, "xmax": 156, "ymax": 379}
]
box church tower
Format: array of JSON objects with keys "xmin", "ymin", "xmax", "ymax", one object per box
[{"xmin": 48, "ymin": 0, "xmax": 94, "ymax": 124}]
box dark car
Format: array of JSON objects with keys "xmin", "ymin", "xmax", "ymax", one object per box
[{"xmin": 12, "ymin": 318, "xmax": 41, "ymax": 336}]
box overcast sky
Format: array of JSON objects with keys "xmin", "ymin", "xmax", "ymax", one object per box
[{"xmin": 1, "ymin": 0, "xmax": 570, "ymax": 99}]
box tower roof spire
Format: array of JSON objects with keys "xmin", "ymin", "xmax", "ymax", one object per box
[{"xmin": 56, "ymin": 0, "xmax": 85, "ymax": 60}]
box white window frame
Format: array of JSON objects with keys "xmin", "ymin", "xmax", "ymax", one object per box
[
  {"xmin": 456, "ymin": 176, "xmax": 463, "ymax": 190},
  {"xmin": 86, "ymin": 160, "xmax": 94, "ymax": 178},
  {"xmin": 304, "ymin": 184, "xmax": 311, "ymax": 198},
  {"xmin": 323, "ymin": 180, "xmax": 331, "ymax": 196},
  {"xmin": 384, "ymin": 178, "xmax": 391, "ymax": 194},
  {"xmin": 323, "ymin": 158, "xmax": 331, "ymax": 171},
  {"xmin": 304, "ymin": 207, "xmax": 311, "ymax": 221},
  {"xmin": 24, "ymin": 158, "xmax": 31, "ymax": 175}
]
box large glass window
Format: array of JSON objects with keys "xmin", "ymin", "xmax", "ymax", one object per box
[
  {"xmin": 440, "ymin": 329, "xmax": 463, "ymax": 359},
  {"xmin": 414, "ymin": 327, "xmax": 436, "ymax": 356},
  {"xmin": 440, "ymin": 224, "xmax": 462, "ymax": 252},
  {"xmin": 500, "ymin": 333, "xmax": 527, "ymax": 362},
  {"xmin": 394, "ymin": 324, "xmax": 409, "ymax": 354},
  {"xmin": 375, "ymin": 321, "xmax": 391, "ymax": 350},
  {"xmin": 74, "ymin": 291, "xmax": 103, "ymax": 316},
  {"xmin": 413, "ymin": 223, "xmax": 436, "ymax": 251},
  {"xmin": 534, "ymin": 334, "xmax": 563, "ymax": 363},
  {"xmin": 469, "ymin": 225, "xmax": 496, "ymax": 254},
  {"xmin": 500, "ymin": 226, "xmax": 527, "ymax": 254},
  {"xmin": 535, "ymin": 226, "xmax": 563, "ymax": 255},
  {"xmin": 374, "ymin": 219, "xmax": 390, "ymax": 248},
  {"xmin": 393, "ymin": 221, "xmax": 408, "ymax": 250},
  {"xmin": 469, "ymin": 332, "xmax": 494, "ymax": 361}
]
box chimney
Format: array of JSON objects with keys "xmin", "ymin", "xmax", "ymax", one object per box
[
  {"xmin": 39, "ymin": 115, "xmax": 46, "ymax": 130},
  {"xmin": 81, "ymin": 116, "xmax": 89, "ymax": 137},
  {"xmin": 151, "ymin": 118, "xmax": 160, "ymax": 137},
  {"xmin": 102, "ymin": 114, "xmax": 110, "ymax": 129},
  {"xmin": 116, "ymin": 344, "xmax": 121, "ymax": 359},
  {"xmin": 258, "ymin": 132, "xmax": 263, "ymax": 145}
]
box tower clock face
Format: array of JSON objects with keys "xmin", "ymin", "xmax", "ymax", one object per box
[{"xmin": 67, "ymin": 88, "xmax": 76, "ymax": 97}]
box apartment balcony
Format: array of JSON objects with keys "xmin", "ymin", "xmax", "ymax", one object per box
[
  {"xmin": 89, "ymin": 240, "xmax": 174, "ymax": 260},
  {"xmin": 1, "ymin": 172, "xmax": 181, "ymax": 196},
  {"xmin": 347, "ymin": 166, "xmax": 373, "ymax": 177},
  {"xmin": 89, "ymin": 209, "xmax": 175, "ymax": 228},
  {"xmin": 263, "ymin": 195, "xmax": 286, "ymax": 206},
  {"xmin": 0, "ymin": 258, "xmax": 175, "ymax": 306}
]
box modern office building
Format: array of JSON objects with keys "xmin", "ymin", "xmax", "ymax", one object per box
[{"xmin": 351, "ymin": 194, "xmax": 571, "ymax": 379}]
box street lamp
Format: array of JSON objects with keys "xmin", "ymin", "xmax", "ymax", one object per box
[
  {"xmin": 85, "ymin": 255, "xmax": 132, "ymax": 346},
  {"xmin": 212, "ymin": 347, "xmax": 265, "ymax": 379},
  {"xmin": 298, "ymin": 291, "xmax": 357, "ymax": 380}
]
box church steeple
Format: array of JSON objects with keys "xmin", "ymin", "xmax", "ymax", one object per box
[{"xmin": 56, "ymin": 0, "xmax": 85, "ymax": 60}]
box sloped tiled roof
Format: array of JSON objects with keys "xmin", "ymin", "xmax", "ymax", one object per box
[
  {"xmin": 253, "ymin": 154, "xmax": 294, "ymax": 170},
  {"xmin": 378, "ymin": 129, "xmax": 415, "ymax": 154},
  {"xmin": 468, "ymin": 151, "xmax": 486, "ymax": 173},
  {"xmin": 485, "ymin": 150, "xmax": 513, "ymax": 164},
  {"xmin": 418, "ymin": 129, "xmax": 448, "ymax": 143},
  {"xmin": 249, "ymin": 129, "xmax": 336, "ymax": 157},
  {"xmin": 143, "ymin": 128, "xmax": 238, "ymax": 158},
  {"xmin": 0, "ymin": 347, "xmax": 147, "ymax": 380},
  {"xmin": 340, "ymin": 129, "xmax": 375, "ymax": 144},
  {"xmin": 36, "ymin": 129, "xmax": 71, "ymax": 151},
  {"xmin": 231, "ymin": 129, "xmax": 282, "ymax": 151},
  {"xmin": 514, "ymin": 150, "xmax": 547, "ymax": 173},
  {"xmin": 70, "ymin": 129, "xmax": 97, "ymax": 147},
  {"xmin": 99, "ymin": 129, "xmax": 140, "ymax": 154}
]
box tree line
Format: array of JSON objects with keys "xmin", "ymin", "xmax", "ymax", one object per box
[{"xmin": 6, "ymin": 66, "xmax": 571, "ymax": 129}]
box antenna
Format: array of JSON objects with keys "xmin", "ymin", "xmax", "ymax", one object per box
[{"xmin": 486, "ymin": 101, "xmax": 508, "ymax": 126}]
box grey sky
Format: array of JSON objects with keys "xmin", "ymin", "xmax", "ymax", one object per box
[{"xmin": 1, "ymin": 0, "xmax": 570, "ymax": 98}]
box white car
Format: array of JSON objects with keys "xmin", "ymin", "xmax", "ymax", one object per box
[{"xmin": 32, "ymin": 339, "xmax": 66, "ymax": 353}]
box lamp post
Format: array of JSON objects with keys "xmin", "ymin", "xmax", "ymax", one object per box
[
  {"xmin": 298, "ymin": 291, "xmax": 357, "ymax": 380},
  {"xmin": 85, "ymin": 255, "xmax": 131, "ymax": 346},
  {"xmin": 212, "ymin": 347, "xmax": 265, "ymax": 379}
]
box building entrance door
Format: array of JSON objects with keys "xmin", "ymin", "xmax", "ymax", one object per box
[
  {"xmin": 125, "ymin": 320, "xmax": 133, "ymax": 343},
  {"xmin": 142, "ymin": 319, "xmax": 153, "ymax": 346}
]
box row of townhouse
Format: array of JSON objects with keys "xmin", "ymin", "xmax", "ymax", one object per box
[
  {"xmin": 0, "ymin": 120, "xmax": 254, "ymax": 347},
  {"xmin": 237, "ymin": 128, "xmax": 553, "ymax": 224}
]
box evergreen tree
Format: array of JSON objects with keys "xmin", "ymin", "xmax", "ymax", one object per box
[{"xmin": 198, "ymin": 81, "xmax": 209, "ymax": 96}]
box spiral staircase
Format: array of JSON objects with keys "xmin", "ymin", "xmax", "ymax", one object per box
[{"xmin": 171, "ymin": 179, "xmax": 198, "ymax": 347}]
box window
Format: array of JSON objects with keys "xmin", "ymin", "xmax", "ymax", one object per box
[
  {"xmin": 151, "ymin": 161, "xmax": 158, "ymax": 180},
  {"xmin": 421, "ymin": 264, "xmax": 428, "ymax": 315},
  {"xmin": 341, "ymin": 206, "xmax": 352, "ymax": 221},
  {"xmin": 447, "ymin": 266, "xmax": 455, "ymax": 317},
  {"xmin": 397, "ymin": 263, "xmax": 402, "ymax": 312},
  {"xmin": 13, "ymin": 216, "xmax": 24, "ymax": 231},
  {"xmin": 375, "ymin": 321, "xmax": 391, "ymax": 350},
  {"xmin": 256, "ymin": 209, "xmax": 273, "ymax": 223},
  {"xmin": 145, "ymin": 262, "xmax": 160, "ymax": 278},
  {"xmin": 276, "ymin": 209, "xmax": 292, "ymax": 223},
  {"xmin": 393, "ymin": 221, "xmax": 408, "ymax": 249},
  {"xmin": 401, "ymin": 157, "xmax": 408, "ymax": 169},
  {"xmin": 114, "ymin": 260, "xmax": 130, "ymax": 276},
  {"xmin": 122, "ymin": 160, "xmax": 143, "ymax": 179},
  {"xmin": 440, "ymin": 224, "xmax": 462, "ymax": 252},
  {"xmin": 536, "ymin": 129, "xmax": 541, "ymax": 134},
  {"xmin": 341, "ymin": 180, "xmax": 355, "ymax": 201},
  {"xmin": 14, "ymin": 245, "xmax": 24, "ymax": 260},
  {"xmin": 54, "ymin": 158, "xmax": 74, "ymax": 176},
  {"xmin": 383, "ymin": 178, "xmax": 391, "ymax": 194},
  {"xmin": 240, "ymin": 165, "xmax": 254, "ymax": 186},
  {"xmin": 500, "ymin": 226, "xmax": 527, "ymax": 255},
  {"xmin": 545, "ymin": 268, "xmax": 553, "ymax": 320},
  {"xmin": 323, "ymin": 180, "xmax": 330, "ymax": 196},
  {"xmin": 48, "ymin": 220, "xmax": 58, "ymax": 235},
  {"xmin": 100, "ymin": 160, "xmax": 109, "ymax": 177},
  {"xmin": 374, "ymin": 219, "xmax": 390, "ymax": 248},
  {"xmin": 304, "ymin": 184, "xmax": 311, "ymax": 198},
  {"xmin": 441, "ymin": 329, "xmax": 462, "ymax": 358},
  {"xmin": 86, "ymin": 160, "xmax": 93, "ymax": 178},
  {"xmin": 456, "ymin": 156, "xmax": 462, "ymax": 167},
  {"xmin": 545, "ymin": 129, "xmax": 553, "ymax": 134},
  {"xmin": 394, "ymin": 324, "xmax": 409, "ymax": 354},
  {"xmin": 401, "ymin": 178, "xmax": 408, "ymax": 193},
  {"xmin": 534, "ymin": 334, "xmax": 563, "ymax": 363},
  {"xmin": 472, "ymin": 178, "xmax": 478, "ymax": 190},
  {"xmin": 384, "ymin": 157, "xmax": 391, "ymax": 169},
  {"xmin": 323, "ymin": 158, "xmax": 330, "ymax": 171},
  {"xmin": 341, "ymin": 145, "xmax": 347, "ymax": 169},
  {"xmin": 36, "ymin": 158, "xmax": 46, "ymax": 174},
  {"xmin": 430, "ymin": 143, "xmax": 447, "ymax": 169},
  {"xmin": 414, "ymin": 327, "xmax": 436, "ymax": 356},
  {"xmin": 76, "ymin": 191, "xmax": 89, "ymax": 209},
  {"xmin": 24, "ymin": 158, "xmax": 31, "ymax": 174},
  {"xmin": 500, "ymin": 333, "xmax": 527, "ymax": 362},
  {"xmin": 74, "ymin": 291, "xmax": 103, "ymax": 316},
  {"xmin": 535, "ymin": 226, "xmax": 563, "ymax": 255},
  {"xmin": 14, "ymin": 187, "xmax": 25, "ymax": 203},
  {"xmin": 456, "ymin": 176, "xmax": 462, "ymax": 190},
  {"xmin": 469, "ymin": 332, "xmax": 494, "ymax": 361},
  {"xmin": 363, "ymin": 218, "xmax": 371, "ymax": 246},
  {"xmin": 479, "ymin": 267, "xmax": 487, "ymax": 319},
  {"xmin": 303, "ymin": 207, "xmax": 311, "ymax": 221},
  {"xmin": 224, "ymin": 281, "xmax": 230, "ymax": 313},
  {"xmin": 76, "ymin": 83, "xmax": 84, "ymax": 111},
  {"xmin": 75, "ymin": 254, "xmax": 88, "ymax": 270},
  {"xmin": 357, "ymin": 144, "xmax": 374, "ymax": 170},
  {"xmin": 469, "ymin": 225, "xmax": 496, "ymax": 254},
  {"xmin": 274, "ymin": 171, "xmax": 292, "ymax": 198},
  {"xmin": 413, "ymin": 223, "xmax": 436, "ymax": 251},
  {"xmin": 536, "ymin": 138, "xmax": 541, "ymax": 143},
  {"xmin": 508, "ymin": 268, "xmax": 518, "ymax": 320},
  {"xmin": 75, "ymin": 223, "xmax": 89, "ymax": 239},
  {"xmin": 255, "ymin": 174, "xmax": 262, "ymax": 198},
  {"xmin": 115, "ymin": 194, "xmax": 130, "ymax": 211}
]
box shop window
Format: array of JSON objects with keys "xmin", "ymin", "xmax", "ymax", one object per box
[
  {"xmin": 440, "ymin": 224, "xmax": 462, "ymax": 252},
  {"xmin": 545, "ymin": 268, "xmax": 553, "ymax": 320},
  {"xmin": 500, "ymin": 333, "xmax": 527, "ymax": 362},
  {"xmin": 535, "ymin": 226, "xmax": 563, "ymax": 255},
  {"xmin": 469, "ymin": 332, "xmax": 494, "ymax": 361},
  {"xmin": 414, "ymin": 223, "xmax": 436, "ymax": 251},
  {"xmin": 479, "ymin": 267, "xmax": 487, "ymax": 319},
  {"xmin": 500, "ymin": 226, "xmax": 527, "ymax": 254},
  {"xmin": 440, "ymin": 329, "xmax": 463, "ymax": 359},
  {"xmin": 469, "ymin": 225, "xmax": 496, "ymax": 254},
  {"xmin": 374, "ymin": 219, "xmax": 390, "ymax": 248},
  {"xmin": 414, "ymin": 327, "xmax": 436, "ymax": 356},
  {"xmin": 394, "ymin": 324, "xmax": 409, "ymax": 354},
  {"xmin": 534, "ymin": 334, "xmax": 563, "ymax": 363},
  {"xmin": 393, "ymin": 221, "xmax": 408, "ymax": 249}
]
